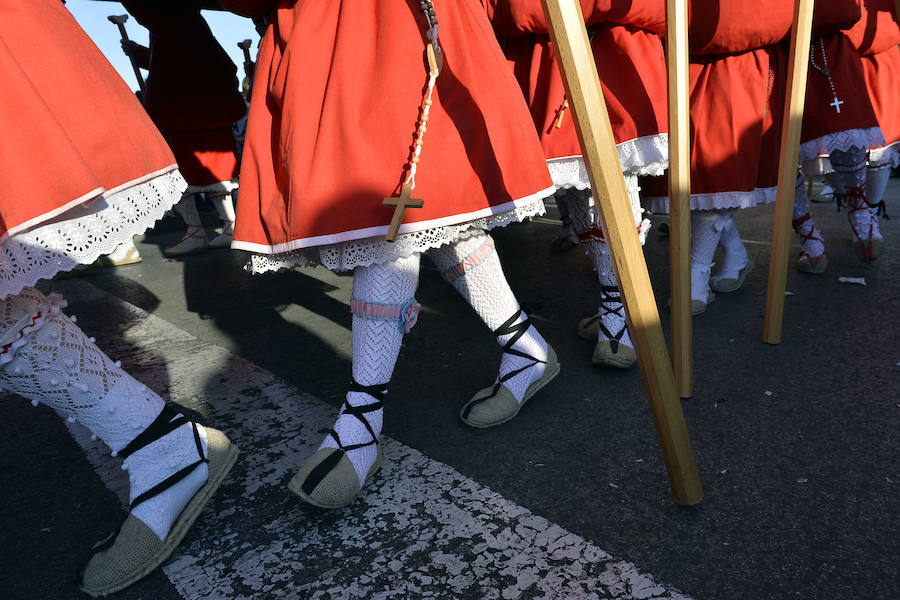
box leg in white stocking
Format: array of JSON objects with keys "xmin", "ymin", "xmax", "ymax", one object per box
[
  {"xmin": 710, "ymin": 214, "xmax": 753, "ymax": 292},
  {"xmin": 791, "ymin": 172, "xmax": 828, "ymax": 273},
  {"xmin": 289, "ymin": 254, "xmax": 420, "ymax": 508},
  {"xmin": 832, "ymin": 147, "xmax": 883, "ymax": 261},
  {"xmin": 690, "ymin": 210, "xmax": 727, "ymax": 314},
  {"xmin": 209, "ymin": 192, "xmax": 237, "ymax": 249},
  {"xmin": 866, "ymin": 150, "xmax": 892, "ymax": 229},
  {"xmin": 549, "ymin": 189, "xmax": 579, "ymax": 252},
  {"xmin": 0, "ymin": 289, "xmax": 236, "ymax": 596},
  {"xmin": 165, "ymin": 194, "xmax": 209, "ymax": 256},
  {"xmin": 427, "ymin": 231, "xmax": 559, "ymax": 427},
  {"xmin": 567, "ymin": 189, "xmax": 636, "ymax": 368}
]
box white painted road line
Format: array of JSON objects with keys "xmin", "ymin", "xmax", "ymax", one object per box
[{"xmin": 58, "ymin": 279, "xmax": 693, "ymax": 600}]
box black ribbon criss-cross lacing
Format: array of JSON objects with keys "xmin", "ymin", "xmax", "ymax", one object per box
[
  {"xmin": 301, "ymin": 380, "xmax": 386, "ymax": 495},
  {"xmin": 461, "ymin": 311, "xmax": 545, "ymax": 419},
  {"xmin": 78, "ymin": 405, "xmax": 207, "ymax": 582},
  {"xmin": 597, "ymin": 285, "xmax": 627, "ymax": 353}
]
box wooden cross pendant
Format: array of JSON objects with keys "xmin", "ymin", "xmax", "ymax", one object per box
[{"xmin": 383, "ymin": 183, "xmax": 424, "ymax": 242}]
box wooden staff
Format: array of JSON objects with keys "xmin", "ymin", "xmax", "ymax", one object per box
[
  {"xmin": 541, "ymin": 0, "xmax": 702, "ymax": 505},
  {"xmin": 762, "ymin": 0, "xmax": 815, "ymax": 344},
  {"xmin": 665, "ymin": 0, "xmax": 692, "ymax": 398},
  {"xmin": 238, "ymin": 39, "xmax": 255, "ymax": 89},
  {"xmin": 108, "ymin": 14, "xmax": 146, "ymax": 95}
]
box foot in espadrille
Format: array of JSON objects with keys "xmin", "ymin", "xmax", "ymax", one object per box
[
  {"xmin": 80, "ymin": 423, "xmax": 238, "ymax": 597},
  {"xmin": 460, "ymin": 311, "xmax": 560, "ymax": 428},
  {"xmin": 711, "ymin": 257, "xmax": 754, "ymax": 293},
  {"xmin": 588, "ymin": 285, "xmax": 636, "ymax": 369},
  {"xmin": 289, "ymin": 381, "xmax": 387, "ymax": 508}
]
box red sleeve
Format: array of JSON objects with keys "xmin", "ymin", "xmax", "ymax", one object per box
[
  {"xmin": 483, "ymin": 0, "xmax": 664, "ymax": 37},
  {"xmin": 844, "ymin": 0, "xmax": 900, "ymax": 55}
]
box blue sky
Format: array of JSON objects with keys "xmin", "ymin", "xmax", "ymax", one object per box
[{"xmin": 66, "ymin": 0, "xmax": 261, "ymax": 92}]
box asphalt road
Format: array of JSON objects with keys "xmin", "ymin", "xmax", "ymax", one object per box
[{"xmin": 1, "ymin": 178, "xmax": 897, "ymax": 599}]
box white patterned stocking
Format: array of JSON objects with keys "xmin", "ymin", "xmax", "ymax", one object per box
[
  {"xmin": 427, "ymin": 231, "xmax": 547, "ymax": 403},
  {"xmin": 0, "ymin": 288, "xmax": 207, "ymax": 541},
  {"xmin": 319, "ymin": 254, "xmax": 421, "ymax": 485}
]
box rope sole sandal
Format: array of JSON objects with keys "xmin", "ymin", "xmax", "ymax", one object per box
[
  {"xmin": 288, "ymin": 381, "xmax": 386, "ymax": 509},
  {"xmin": 590, "ymin": 285, "xmax": 636, "ymax": 369},
  {"xmin": 459, "ymin": 312, "xmax": 560, "ymax": 428},
  {"xmin": 710, "ymin": 257, "xmax": 755, "ymax": 293},
  {"xmin": 79, "ymin": 408, "xmax": 238, "ymax": 597}
]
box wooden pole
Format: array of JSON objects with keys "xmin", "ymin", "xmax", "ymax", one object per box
[
  {"xmin": 541, "ymin": 0, "xmax": 702, "ymax": 505},
  {"xmin": 665, "ymin": 0, "xmax": 693, "ymax": 398},
  {"xmin": 762, "ymin": 0, "xmax": 815, "ymax": 344}
]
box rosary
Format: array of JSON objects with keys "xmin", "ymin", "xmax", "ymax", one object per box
[
  {"xmin": 809, "ymin": 38, "xmax": 843, "ymax": 114},
  {"xmin": 383, "ymin": 1, "xmax": 443, "ymax": 242}
]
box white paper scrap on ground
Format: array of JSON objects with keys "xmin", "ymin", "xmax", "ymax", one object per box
[{"xmin": 838, "ymin": 277, "xmax": 867, "ymax": 286}]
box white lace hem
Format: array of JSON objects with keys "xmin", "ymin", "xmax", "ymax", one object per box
[
  {"xmin": 185, "ymin": 179, "xmax": 238, "ymax": 195},
  {"xmin": 646, "ymin": 186, "xmax": 778, "ymax": 214},
  {"xmin": 244, "ymin": 195, "xmax": 548, "ymax": 273},
  {"xmin": 798, "ymin": 127, "xmax": 885, "ymax": 162},
  {"xmin": 546, "ymin": 134, "xmax": 670, "ymax": 190},
  {"xmin": 868, "ymin": 141, "xmax": 900, "ymax": 169},
  {"xmin": 0, "ymin": 168, "xmax": 187, "ymax": 299}
]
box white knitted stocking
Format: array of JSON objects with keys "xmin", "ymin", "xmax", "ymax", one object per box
[
  {"xmin": 792, "ymin": 173, "xmax": 826, "ymax": 260},
  {"xmin": 832, "ymin": 147, "xmax": 882, "ymax": 243},
  {"xmin": 174, "ymin": 194, "xmax": 204, "ymax": 228},
  {"xmin": 427, "ymin": 231, "xmax": 547, "ymax": 403},
  {"xmin": 713, "ymin": 214, "xmax": 749, "ymax": 283},
  {"xmin": 691, "ymin": 210, "xmax": 726, "ymax": 302},
  {"xmin": 866, "ymin": 162, "xmax": 891, "ymax": 226},
  {"xmin": 210, "ymin": 192, "xmax": 237, "ymax": 235},
  {"xmin": 0, "ymin": 289, "xmax": 207, "ymax": 541},
  {"xmin": 319, "ymin": 254, "xmax": 420, "ymax": 485}
]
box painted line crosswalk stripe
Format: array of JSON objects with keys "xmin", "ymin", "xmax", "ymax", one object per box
[{"xmin": 58, "ymin": 278, "xmax": 692, "ymax": 600}]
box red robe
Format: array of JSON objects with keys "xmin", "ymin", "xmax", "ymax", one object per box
[
  {"xmin": 0, "ymin": 0, "xmax": 183, "ymax": 295},
  {"xmin": 121, "ymin": 0, "xmax": 245, "ymax": 188},
  {"xmin": 844, "ymin": 0, "xmax": 900, "ymax": 151},
  {"xmin": 223, "ymin": 1, "xmax": 554, "ymax": 255}
]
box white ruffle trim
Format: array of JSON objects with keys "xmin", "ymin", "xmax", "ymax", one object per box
[
  {"xmin": 246, "ymin": 195, "xmax": 547, "ymax": 273},
  {"xmin": 185, "ymin": 179, "xmax": 238, "ymax": 195},
  {"xmin": 646, "ymin": 186, "xmax": 777, "ymax": 214},
  {"xmin": 798, "ymin": 127, "xmax": 885, "ymax": 162},
  {"xmin": 546, "ymin": 134, "xmax": 669, "ymax": 190},
  {"xmin": 0, "ymin": 290, "xmax": 66, "ymax": 367},
  {"xmin": 868, "ymin": 141, "xmax": 900, "ymax": 169},
  {"xmin": 0, "ymin": 169, "xmax": 187, "ymax": 299}
]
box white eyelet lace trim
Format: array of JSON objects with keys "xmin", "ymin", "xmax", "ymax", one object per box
[
  {"xmin": 546, "ymin": 134, "xmax": 669, "ymax": 190},
  {"xmin": 245, "ymin": 196, "xmax": 547, "ymax": 273},
  {"xmin": 645, "ymin": 186, "xmax": 778, "ymax": 214},
  {"xmin": 0, "ymin": 169, "xmax": 187, "ymax": 299},
  {"xmin": 868, "ymin": 141, "xmax": 900, "ymax": 169},
  {"xmin": 798, "ymin": 127, "xmax": 885, "ymax": 162},
  {"xmin": 185, "ymin": 179, "xmax": 238, "ymax": 195}
]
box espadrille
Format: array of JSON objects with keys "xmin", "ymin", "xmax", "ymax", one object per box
[
  {"xmin": 710, "ymin": 257, "xmax": 754, "ymax": 293},
  {"xmin": 797, "ymin": 252, "xmax": 827, "ymax": 274},
  {"xmin": 79, "ymin": 427, "xmax": 238, "ymax": 597},
  {"xmin": 288, "ymin": 444, "xmax": 384, "ymax": 509},
  {"xmin": 592, "ymin": 340, "xmax": 636, "ymax": 369},
  {"xmin": 853, "ymin": 237, "xmax": 883, "ymax": 262},
  {"xmin": 460, "ymin": 345, "xmax": 559, "ymax": 428},
  {"xmin": 576, "ymin": 315, "xmax": 600, "ymax": 340}
]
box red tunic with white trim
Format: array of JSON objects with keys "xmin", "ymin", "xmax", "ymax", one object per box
[
  {"xmin": 224, "ymin": 0, "xmax": 553, "ymax": 263},
  {"xmin": 845, "ymin": 0, "xmax": 900, "ymax": 151},
  {"xmin": 798, "ymin": 0, "xmax": 883, "ymax": 162},
  {"xmin": 0, "ymin": 0, "xmax": 185, "ymax": 297},
  {"xmin": 121, "ymin": 0, "xmax": 245, "ymax": 188}
]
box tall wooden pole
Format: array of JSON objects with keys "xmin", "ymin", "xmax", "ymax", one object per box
[
  {"xmin": 665, "ymin": 0, "xmax": 693, "ymax": 398},
  {"xmin": 541, "ymin": 0, "xmax": 702, "ymax": 505},
  {"xmin": 762, "ymin": 0, "xmax": 815, "ymax": 344}
]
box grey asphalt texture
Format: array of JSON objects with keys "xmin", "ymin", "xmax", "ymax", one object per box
[{"xmin": 1, "ymin": 178, "xmax": 897, "ymax": 600}]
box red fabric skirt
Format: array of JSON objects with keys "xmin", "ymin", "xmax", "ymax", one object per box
[
  {"xmin": 232, "ymin": 0, "xmax": 554, "ymax": 254},
  {"xmin": 503, "ymin": 23, "xmax": 668, "ymax": 171},
  {"xmin": 0, "ymin": 0, "xmax": 178, "ymax": 242},
  {"xmin": 799, "ymin": 33, "xmax": 883, "ymax": 160},
  {"xmin": 168, "ymin": 127, "xmax": 239, "ymax": 189},
  {"xmin": 860, "ymin": 45, "xmax": 900, "ymax": 148}
]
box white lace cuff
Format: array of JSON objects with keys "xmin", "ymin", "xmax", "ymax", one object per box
[
  {"xmin": 799, "ymin": 127, "xmax": 885, "ymax": 162},
  {"xmin": 646, "ymin": 186, "xmax": 777, "ymax": 214},
  {"xmin": 546, "ymin": 134, "xmax": 669, "ymax": 191},
  {"xmin": 0, "ymin": 168, "xmax": 186, "ymax": 299}
]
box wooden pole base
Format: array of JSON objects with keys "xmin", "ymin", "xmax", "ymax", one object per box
[{"xmin": 541, "ymin": 0, "xmax": 702, "ymax": 505}]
